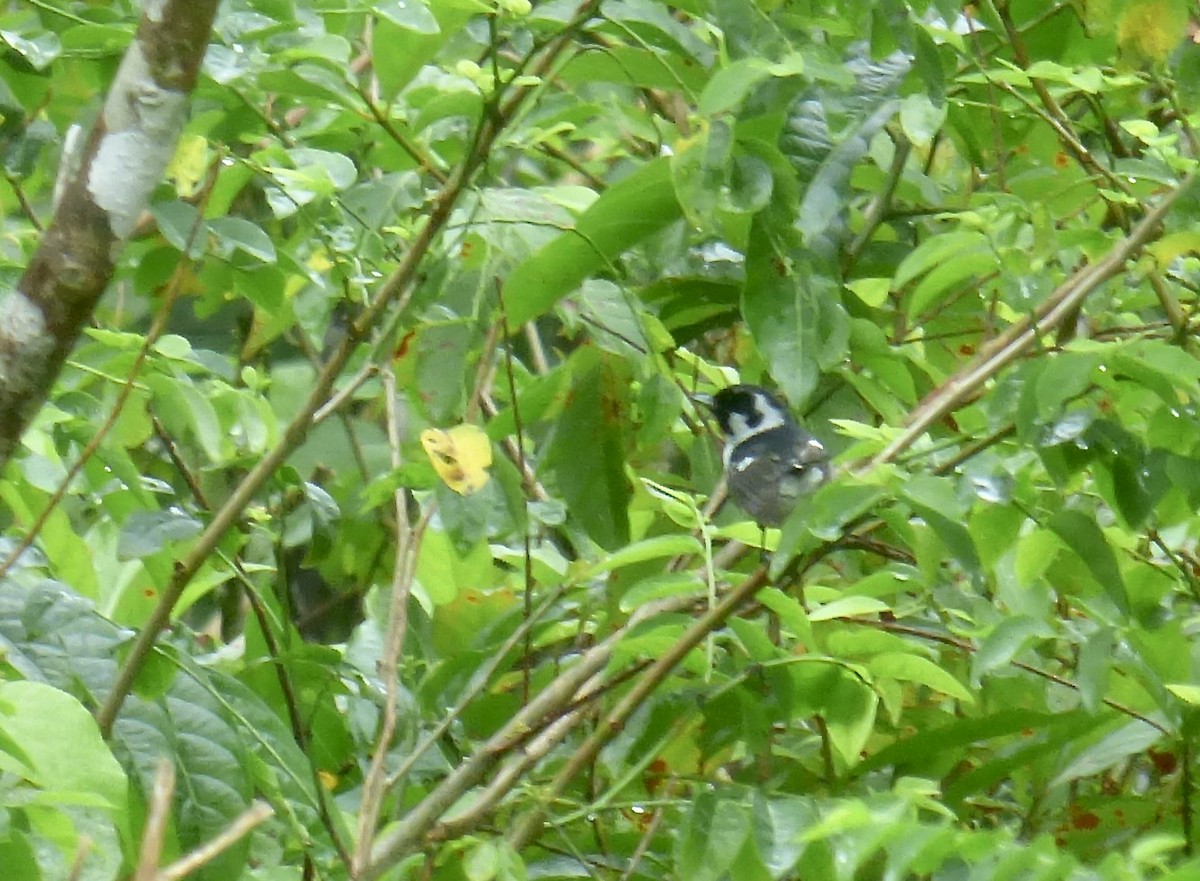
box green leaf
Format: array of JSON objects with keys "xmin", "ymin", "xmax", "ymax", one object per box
[
  {"xmin": 820, "ymin": 672, "xmax": 878, "ymax": 766},
  {"xmin": 900, "ymin": 477, "xmax": 980, "ymax": 577},
  {"xmin": 544, "ymin": 350, "xmax": 632, "ymax": 550},
  {"xmin": 1051, "ymin": 720, "xmax": 1166, "ymax": 787},
  {"xmin": 797, "ymin": 483, "xmax": 886, "ymax": 543},
  {"xmin": 941, "ymin": 710, "xmax": 1104, "ymax": 807},
  {"xmin": 678, "ymin": 792, "xmax": 752, "ymax": 881},
  {"xmin": 852, "ymin": 709, "xmax": 1062, "ymax": 778},
  {"xmin": 1036, "ymin": 352, "xmax": 1099, "ymax": 420},
  {"xmin": 117, "ymin": 509, "xmax": 204, "ymax": 559},
  {"xmin": 504, "ymin": 158, "xmax": 681, "ymax": 326},
  {"xmin": 146, "ymin": 373, "xmax": 225, "ymax": 462},
  {"xmin": 559, "ymin": 45, "xmax": 708, "ymax": 91},
  {"xmin": 1, "ymin": 29, "xmax": 61, "ymax": 70},
  {"xmin": 208, "ymin": 217, "xmax": 278, "ymax": 263},
  {"xmin": 619, "ymin": 573, "xmax": 708, "ymax": 611},
  {"xmin": 905, "ymin": 240, "xmax": 994, "ymax": 320},
  {"xmin": 376, "ymin": 0, "xmax": 440, "ymax": 33},
  {"xmin": 898, "ymin": 93, "xmax": 946, "ymax": 148},
  {"xmin": 0, "ymin": 681, "xmax": 127, "ymax": 809},
  {"xmin": 372, "ymin": 0, "xmax": 479, "ymax": 95},
  {"xmin": 414, "ymin": 527, "xmax": 495, "ymax": 606},
  {"xmin": 699, "ymin": 58, "xmax": 772, "ymax": 115},
  {"xmin": 119, "ymin": 671, "xmax": 257, "ymax": 881},
  {"xmin": 1077, "ymin": 628, "xmax": 1115, "ymax": 713},
  {"xmin": 0, "ymin": 835, "xmax": 38, "ymax": 881},
  {"xmin": 894, "ymin": 230, "xmax": 989, "ymax": 289},
  {"xmin": 808, "ymin": 595, "xmax": 889, "ymax": 622},
  {"xmin": 465, "ymin": 841, "xmax": 499, "ymax": 881},
  {"xmin": 743, "ymin": 241, "xmax": 848, "ymax": 407},
  {"xmin": 789, "ymin": 95, "xmax": 901, "ymax": 245},
  {"xmin": 582, "ymin": 534, "xmax": 703, "ymax": 578},
  {"xmin": 153, "ymin": 334, "xmax": 193, "ymax": 360},
  {"xmin": 972, "ymin": 615, "xmax": 1053, "ymax": 683},
  {"xmin": 757, "ymin": 587, "xmax": 813, "ymax": 643},
  {"xmin": 867, "ymin": 652, "xmax": 974, "ymax": 703},
  {"xmin": 1048, "ymin": 510, "xmax": 1129, "ymax": 612},
  {"xmin": 1166, "ymin": 683, "xmax": 1200, "ymax": 706},
  {"xmin": 152, "ymin": 200, "xmax": 207, "ymax": 257},
  {"xmin": 845, "ymin": 277, "xmax": 891, "ymax": 307},
  {"xmin": 753, "ymin": 794, "xmax": 815, "ymax": 878},
  {"xmin": 672, "ymin": 124, "xmax": 774, "ymax": 236}
]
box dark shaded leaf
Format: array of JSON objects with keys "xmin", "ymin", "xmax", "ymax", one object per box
[
  {"xmin": 1048, "ymin": 510, "xmax": 1129, "ymax": 612},
  {"xmin": 544, "ymin": 350, "xmax": 632, "ymax": 549}
]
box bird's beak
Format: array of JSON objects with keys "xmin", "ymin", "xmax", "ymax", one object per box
[{"xmin": 689, "ymin": 391, "xmax": 714, "ymax": 410}]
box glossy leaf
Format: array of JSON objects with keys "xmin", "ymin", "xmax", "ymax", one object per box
[{"xmin": 503, "ymin": 158, "xmax": 682, "ymax": 327}]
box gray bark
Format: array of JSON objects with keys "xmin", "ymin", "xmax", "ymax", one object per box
[{"xmin": 0, "ymin": 0, "xmax": 220, "ymax": 464}]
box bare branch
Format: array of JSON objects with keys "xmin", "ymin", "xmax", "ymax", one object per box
[{"xmin": 156, "ymin": 802, "xmax": 274, "ymax": 881}]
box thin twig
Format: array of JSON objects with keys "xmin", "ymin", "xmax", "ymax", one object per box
[
  {"xmin": 354, "ymin": 366, "xmax": 424, "ymax": 872},
  {"xmin": 616, "ymin": 800, "xmax": 668, "ymax": 881},
  {"xmin": 4, "ymin": 170, "xmax": 43, "ymax": 231},
  {"xmin": 1184, "ymin": 735, "xmax": 1194, "ymax": 856},
  {"xmin": 225, "ymin": 549, "xmax": 353, "ymax": 867},
  {"xmin": 133, "ymin": 761, "xmax": 175, "ymax": 881},
  {"xmin": 506, "ymin": 565, "xmax": 770, "ymax": 850},
  {"xmin": 359, "ymin": 87, "xmax": 449, "ymax": 183},
  {"xmin": 523, "ymin": 321, "xmax": 551, "ymax": 375},
  {"xmin": 155, "ymin": 802, "xmax": 274, "ymax": 881},
  {"xmin": 846, "ymin": 134, "xmax": 911, "ymax": 264},
  {"xmin": 429, "ymin": 672, "xmax": 607, "ymax": 842},
  {"xmin": 865, "ymin": 174, "xmax": 1196, "ymax": 470},
  {"xmin": 65, "ymin": 839, "xmax": 92, "ymax": 881},
  {"xmin": 538, "ymin": 142, "xmax": 607, "ymax": 190},
  {"xmin": 150, "ymin": 414, "xmax": 212, "ymax": 510},
  {"xmin": 383, "ymin": 584, "xmax": 572, "ymax": 793},
  {"xmin": 992, "ymin": 0, "xmax": 1128, "ymax": 203},
  {"xmin": 849, "ymin": 617, "xmax": 1169, "ymax": 735},
  {"xmin": 496, "ymin": 277, "xmax": 536, "ymax": 702},
  {"xmin": 480, "ymin": 390, "xmax": 552, "ymax": 502},
  {"xmin": 312, "ymin": 363, "xmax": 379, "ymax": 426}
]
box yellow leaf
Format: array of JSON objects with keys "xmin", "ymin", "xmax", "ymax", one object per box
[
  {"xmin": 420, "ymin": 424, "xmax": 492, "ymax": 494},
  {"xmin": 166, "ymin": 134, "xmax": 209, "ymax": 198}
]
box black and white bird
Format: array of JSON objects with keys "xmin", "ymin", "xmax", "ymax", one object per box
[{"xmin": 701, "ymin": 384, "xmax": 831, "ymax": 527}]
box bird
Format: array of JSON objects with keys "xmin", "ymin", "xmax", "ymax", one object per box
[{"xmin": 700, "ymin": 384, "xmax": 831, "ymax": 528}]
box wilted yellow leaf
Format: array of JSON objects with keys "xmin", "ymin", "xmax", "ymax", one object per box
[{"xmin": 420, "ymin": 424, "xmax": 492, "ymax": 494}]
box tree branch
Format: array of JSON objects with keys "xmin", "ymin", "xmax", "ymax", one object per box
[
  {"xmin": 866, "ymin": 173, "xmax": 1197, "ymax": 470},
  {"xmin": 0, "ymin": 0, "xmax": 219, "ymax": 463}
]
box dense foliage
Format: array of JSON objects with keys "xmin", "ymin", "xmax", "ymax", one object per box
[{"xmin": 3, "ymin": 0, "xmax": 1200, "ymax": 879}]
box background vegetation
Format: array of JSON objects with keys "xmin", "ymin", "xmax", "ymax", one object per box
[{"xmin": 3, "ymin": 0, "xmax": 1200, "ymax": 879}]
